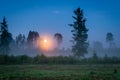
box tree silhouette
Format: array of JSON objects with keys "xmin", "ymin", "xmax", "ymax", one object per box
[
  {"xmin": 106, "ymin": 32, "xmax": 114, "ymax": 48},
  {"xmin": 22, "ymin": 34, "xmax": 26, "ymax": 45},
  {"xmin": 0, "ymin": 17, "xmax": 13, "ymax": 54},
  {"xmin": 16, "ymin": 34, "xmax": 26, "ymax": 47},
  {"xmin": 16, "ymin": 34, "xmax": 22, "ymax": 45},
  {"xmin": 54, "ymin": 33, "xmax": 63, "ymax": 47},
  {"xmin": 27, "ymin": 31, "xmax": 39, "ymax": 48},
  {"xmin": 69, "ymin": 7, "xmax": 88, "ymax": 58}
]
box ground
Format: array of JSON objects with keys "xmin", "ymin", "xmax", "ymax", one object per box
[{"xmin": 0, "ymin": 64, "xmax": 120, "ymax": 80}]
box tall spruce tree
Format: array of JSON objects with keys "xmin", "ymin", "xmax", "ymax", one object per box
[
  {"xmin": 69, "ymin": 8, "xmax": 88, "ymax": 58},
  {"xmin": 0, "ymin": 17, "xmax": 12, "ymax": 54}
]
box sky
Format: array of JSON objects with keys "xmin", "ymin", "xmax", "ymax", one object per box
[{"xmin": 0, "ymin": 0, "xmax": 120, "ymax": 48}]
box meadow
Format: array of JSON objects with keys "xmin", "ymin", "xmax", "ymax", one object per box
[{"xmin": 0, "ymin": 64, "xmax": 120, "ymax": 80}]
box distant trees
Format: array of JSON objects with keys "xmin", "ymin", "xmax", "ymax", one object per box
[
  {"xmin": 106, "ymin": 32, "xmax": 115, "ymax": 48},
  {"xmin": 54, "ymin": 33, "xmax": 63, "ymax": 48},
  {"xmin": 0, "ymin": 53, "xmax": 120, "ymax": 64},
  {"xmin": 69, "ymin": 7, "xmax": 88, "ymax": 58},
  {"xmin": 0, "ymin": 17, "xmax": 13, "ymax": 54},
  {"xmin": 15, "ymin": 31, "xmax": 39, "ymax": 49},
  {"xmin": 16, "ymin": 34, "xmax": 26, "ymax": 46},
  {"xmin": 27, "ymin": 31, "xmax": 39, "ymax": 47}
]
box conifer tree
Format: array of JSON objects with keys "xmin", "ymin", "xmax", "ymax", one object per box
[
  {"xmin": 69, "ymin": 8, "xmax": 88, "ymax": 58},
  {"xmin": 0, "ymin": 17, "xmax": 12, "ymax": 54}
]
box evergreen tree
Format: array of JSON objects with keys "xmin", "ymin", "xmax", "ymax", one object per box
[
  {"xmin": 16, "ymin": 34, "xmax": 22, "ymax": 45},
  {"xmin": 21, "ymin": 34, "xmax": 26, "ymax": 45},
  {"xmin": 27, "ymin": 31, "xmax": 33, "ymax": 45},
  {"xmin": 69, "ymin": 7, "xmax": 88, "ymax": 58},
  {"xmin": 16, "ymin": 34, "xmax": 26, "ymax": 47},
  {"xmin": 0, "ymin": 17, "xmax": 12, "ymax": 54}
]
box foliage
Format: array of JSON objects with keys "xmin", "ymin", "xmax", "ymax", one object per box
[
  {"xmin": 27, "ymin": 31, "xmax": 39, "ymax": 47},
  {"xmin": 54, "ymin": 33, "xmax": 63, "ymax": 46},
  {"xmin": 69, "ymin": 7, "xmax": 88, "ymax": 58},
  {"xmin": 16, "ymin": 34, "xmax": 26, "ymax": 46},
  {"xmin": 106, "ymin": 32, "xmax": 114, "ymax": 48},
  {"xmin": 0, "ymin": 54, "xmax": 120, "ymax": 65},
  {"xmin": 0, "ymin": 17, "xmax": 13, "ymax": 54},
  {"xmin": 106, "ymin": 32, "xmax": 114, "ymax": 42}
]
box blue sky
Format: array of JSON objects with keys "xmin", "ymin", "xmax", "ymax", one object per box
[{"xmin": 0, "ymin": 0, "xmax": 120, "ymax": 48}]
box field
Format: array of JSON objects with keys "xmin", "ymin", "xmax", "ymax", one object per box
[{"xmin": 0, "ymin": 64, "xmax": 120, "ymax": 80}]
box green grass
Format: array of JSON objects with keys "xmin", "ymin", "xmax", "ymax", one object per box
[{"xmin": 0, "ymin": 64, "xmax": 120, "ymax": 80}]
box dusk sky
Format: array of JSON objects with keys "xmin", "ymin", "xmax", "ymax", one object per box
[{"xmin": 0, "ymin": 0, "xmax": 120, "ymax": 48}]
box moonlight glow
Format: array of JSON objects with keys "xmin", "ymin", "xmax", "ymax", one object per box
[
  {"xmin": 44, "ymin": 39, "xmax": 47, "ymax": 43},
  {"xmin": 37, "ymin": 35, "xmax": 56, "ymax": 52}
]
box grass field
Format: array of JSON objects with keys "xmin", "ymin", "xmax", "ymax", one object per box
[{"xmin": 0, "ymin": 64, "xmax": 120, "ymax": 80}]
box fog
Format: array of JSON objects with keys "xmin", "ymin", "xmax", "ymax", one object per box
[{"xmin": 8, "ymin": 32, "xmax": 120, "ymax": 58}]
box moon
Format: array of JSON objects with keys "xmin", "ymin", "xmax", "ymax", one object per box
[
  {"xmin": 37, "ymin": 35, "xmax": 56, "ymax": 52},
  {"xmin": 44, "ymin": 39, "xmax": 47, "ymax": 43}
]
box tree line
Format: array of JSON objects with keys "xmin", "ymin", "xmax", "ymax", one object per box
[
  {"xmin": 0, "ymin": 17, "xmax": 63, "ymax": 55},
  {"xmin": 0, "ymin": 54, "xmax": 120, "ymax": 65}
]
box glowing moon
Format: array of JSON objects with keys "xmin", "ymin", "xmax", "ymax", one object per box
[
  {"xmin": 44, "ymin": 39, "xmax": 47, "ymax": 43},
  {"xmin": 37, "ymin": 35, "xmax": 56, "ymax": 52}
]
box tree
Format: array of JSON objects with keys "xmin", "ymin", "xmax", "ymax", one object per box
[
  {"xmin": 0, "ymin": 17, "xmax": 13, "ymax": 54},
  {"xmin": 54, "ymin": 33, "xmax": 63, "ymax": 47},
  {"xmin": 27, "ymin": 31, "xmax": 39, "ymax": 48},
  {"xmin": 16, "ymin": 34, "xmax": 22, "ymax": 45},
  {"xmin": 106, "ymin": 32, "xmax": 114, "ymax": 48},
  {"xmin": 22, "ymin": 34, "xmax": 26, "ymax": 45},
  {"xmin": 16, "ymin": 34, "xmax": 26, "ymax": 48},
  {"xmin": 69, "ymin": 7, "xmax": 88, "ymax": 58}
]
